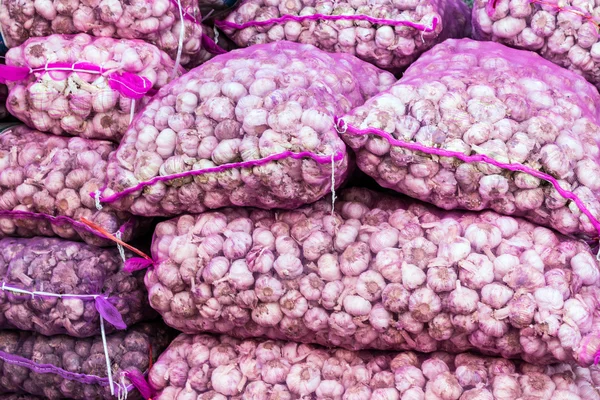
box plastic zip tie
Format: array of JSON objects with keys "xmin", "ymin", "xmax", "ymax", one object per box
[
  {"xmin": 94, "ymin": 190, "xmax": 103, "ymax": 210},
  {"xmin": 115, "ymin": 231, "xmax": 127, "ymax": 263},
  {"xmin": 100, "ymin": 315, "xmax": 115, "ymax": 396},
  {"xmin": 0, "ymin": 282, "xmax": 101, "ymax": 300},
  {"xmin": 330, "ymin": 152, "xmax": 336, "ymax": 217}
]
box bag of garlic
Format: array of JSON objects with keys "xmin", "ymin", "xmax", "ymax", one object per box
[
  {"xmin": 215, "ymin": 0, "xmax": 471, "ymax": 71},
  {"xmin": 122, "ymin": 187, "xmax": 600, "ymax": 367},
  {"xmin": 472, "ymin": 0, "xmax": 600, "ymax": 89},
  {"xmin": 148, "ymin": 333, "xmax": 600, "ymax": 399},
  {"xmin": 0, "ymin": 34, "xmax": 185, "ymax": 142},
  {"xmin": 0, "ymin": 0, "xmax": 225, "ymax": 69},
  {"xmin": 0, "ymin": 322, "xmax": 172, "ymax": 400},
  {"xmin": 0, "ymin": 236, "xmax": 156, "ymax": 337},
  {"xmin": 0, "ymin": 125, "xmax": 144, "ymax": 247},
  {"xmin": 95, "ymin": 41, "xmax": 395, "ymax": 216},
  {"xmin": 339, "ymin": 37, "xmax": 600, "ymax": 239}
]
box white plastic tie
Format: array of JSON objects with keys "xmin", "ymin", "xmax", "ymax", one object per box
[
  {"xmin": 122, "ymin": 375, "xmax": 128, "ymax": 400},
  {"xmin": 115, "ymin": 231, "xmax": 126, "ymax": 263},
  {"xmin": 173, "ymin": 0, "xmax": 185, "ymax": 79},
  {"xmin": 129, "ymin": 99, "xmax": 136, "ymax": 125},
  {"xmin": 330, "ymin": 152, "xmax": 336, "ymax": 217},
  {"xmin": 94, "ymin": 190, "xmax": 103, "ymax": 210},
  {"xmin": 100, "ymin": 315, "xmax": 115, "ymax": 396},
  {"xmin": 213, "ymin": 25, "xmax": 220, "ymax": 44}
]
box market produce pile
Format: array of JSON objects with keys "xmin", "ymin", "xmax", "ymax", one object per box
[{"xmin": 0, "ymin": 0, "xmax": 600, "ymax": 398}]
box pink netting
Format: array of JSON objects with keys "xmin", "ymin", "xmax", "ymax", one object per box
[
  {"xmin": 0, "ymin": 0, "xmax": 224, "ymax": 69},
  {"xmin": 0, "ymin": 125, "xmax": 145, "ymax": 246},
  {"xmin": 148, "ymin": 333, "xmax": 600, "ymax": 399},
  {"xmin": 0, "ymin": 322, "xmax": 171, "ymax": 400},
  {"xmin": 216, "ymin": 0, "xmax": 471, "ymax": 70},
  {"xmin": 472, "ymin": 0, "xmax": 600, "ymax": 89},
  {"xmin": 97, "ymin": 42, "xmax": 394, "ymax": 216},
  {"xmin": 340, "ymin": 38, "xmax": 600, "ymax": 239},
  {"xmin": 136, "ymin": 187, "xmax": 600, "ymax": 367},
  {"xmin": 2, "ymin": 34, "xmax": 184, "ymax": 142},
  {"xmin": 0, "ymin": 236, "xmax": 155, "ymax": 337}
]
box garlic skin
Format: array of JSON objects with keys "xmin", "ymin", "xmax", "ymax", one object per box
[
  {"xmin": 149, "ymin": 187, "xmax": 600, "ymax": 366},
  {"xmin": 152, "ymin": 334, "xmax": 595, "ymax": 400},
  {"xmin": 340, "ymin": 37, "xmax": 600, "ymax": 239}
]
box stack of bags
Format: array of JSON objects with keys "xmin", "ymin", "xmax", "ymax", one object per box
[
  {"xmin": 1, "ymin": 0, "xmax": 600, "ymax": 399},
  {"xmin": 0, "ymin": 0, "xmax": 233, "ymax": 396}
]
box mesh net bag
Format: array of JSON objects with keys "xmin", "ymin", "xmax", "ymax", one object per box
[
  {"xmin": 96, "ymin": 41, "xmax": 395, "ymax": 216},
  {"xmin": 0, "ymin": 34, "xmax": 184, "ymax": 142},
  {"xmin": 0, "ymin": 0, "xmax": 225, "ymax": 69},
  {"xmin": 126, "ymin": 187, "xmax": 600, "ymax": 367},
  {"xmin": 148, "ymin": 333, "xmax": 600, "ymax": 399},
  {"xmin": 472, "ymin": 0, "xmax": 600, "ymax": 89},
  {"xmin": 0, "ymin": 236, "xmax": 156, "ymax": 337},
  {"xmin": 0, "ymin": 322, "xmax": 172, "ymax": 400},
  {"xmin": 0, "ymin": 125, "xmax": 144, "ymax": 247},
  {"xmin": 215, "ymin": 0, "xmax": 471, "ymax": 70},
  {"xmin": 339, "ymin": 38, "xmax": 600, "ymax": 239}
]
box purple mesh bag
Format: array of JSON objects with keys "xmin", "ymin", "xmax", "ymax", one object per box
[
  {"xmin": 126, "ymin": 187, "xmax": 600, "ymax": 367},
  {"xmin": 472, "ymin": 0, "xmax": 600, "ymax": 89},
  {"xmin": 0, "ymin": 125, "xmax": 144, "ymax": 247},
  {"xmin": 215, "ymin": 0, "xmax": 471, "ymax": 70},
  {"xmin": 0, "ymin": 236, "xmax": 156, "ymax": 337},
  {"xmin": 339, "ymin": 38, "xmax": 600, "ymax": 239},
  {"xmin": 95, "ymin": 42, "xmax": 395, "ymax": 216},
  {"xmin": 0, "ymin": 0, "xmax": 225, "ymax": 69},
  {"xmin": 0, "ymin": 322, "xmax": 172, "ymax": 400},
  {"xmin": 0, "ymin": 34, "xmax": 184, "ymax": 142},
  {"xmin": 148, "ymin": 334, "xmax": 600, "ymax": 399}
]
